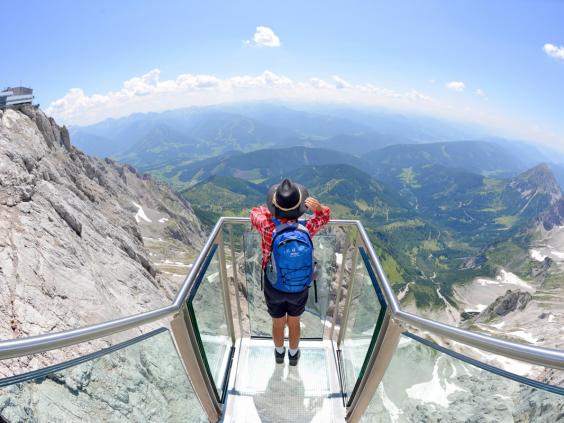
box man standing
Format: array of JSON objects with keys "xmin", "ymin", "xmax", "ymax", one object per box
[{"xmin": 250, "ymin": 179, "xmax": 330, "ymax": 365}]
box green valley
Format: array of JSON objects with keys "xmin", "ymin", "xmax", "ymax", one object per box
[
  {"xmin": 70, "ymin": 104, "xmax": 564, "ymax": 313},
  {"xmin": 179, "ymin": 145, "xmax": 564, "ymax": 311}
]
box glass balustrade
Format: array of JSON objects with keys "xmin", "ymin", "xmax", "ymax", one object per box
[
  {"xmin": 187, "ymin": 244, "xmax": 233, "ymax": 402},
  {"xmin": 338, "ymin": 247, "xmax": 387, "ymax": 406},
  {"xmin": 0, "ymin": 328, "xmax": 207, "ymax": 422},
  {"xmin": 360, "ymin": 332, "xmax": 564, "ymax": 422}
]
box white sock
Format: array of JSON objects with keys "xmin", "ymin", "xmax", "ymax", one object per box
[
  {"xmin": 289, "ymin": 348, "xmax": 298, "ymax": 356},
  {"xmin": 275, "ymin": 346, "xmax": 285, "ymax": 354}
]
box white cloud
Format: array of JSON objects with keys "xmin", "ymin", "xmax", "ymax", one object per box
[
  {"xmin": 310, "ymin": 78, "xmax": 331, "ymax": 89},
  {"xmin": 176, "ymin": 73, "xmax": 221, "ymax": 89},
  {"xmin": 333, "ymin": 75, "xmax": 351, "ymax": 89},
  {"xmin": 446, "ymin": 81, "xmax": 465, "ymax": 92},
  {"xmin": 47, "ymin": 69, "xmax": 439, "ymax": 125},
  {"xmin": 475, "ymin": 88, "xmax": 485, "ymax": 96},
  {"xmin": 230, "ymin": 70, "xmax": 292, "ymax": 88},
  {"xmin": 45, "ymin": 68, "xmax": 563, "ymax": 149},
  {"xmin": 245, "ymin": 26, "xmax": 281, "ymax": 48},
  {"xmin": 543, "ymin": 43, "xmax": 564, "ymax": 60},
  {"xmin": 354, "ymin": 84, "xmax": 433, "ymax": 103},
  {"xmin": 404, "ymin": 90, "xmax": 434, "ymax": 102}
]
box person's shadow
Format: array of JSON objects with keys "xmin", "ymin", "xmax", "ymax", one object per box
[{"xmin": 252, "ymin": 362, "xmax": 325, "ymax": 423}]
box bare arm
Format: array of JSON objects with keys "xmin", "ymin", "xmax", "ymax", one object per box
[{"xmin": 304, "ymin": 197, "xmax": 331, "ymax": 236}]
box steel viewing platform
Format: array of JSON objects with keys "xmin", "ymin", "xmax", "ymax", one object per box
[{"xmin": 0, "ymin": 217, "xmax": 562, "ymax": 422}]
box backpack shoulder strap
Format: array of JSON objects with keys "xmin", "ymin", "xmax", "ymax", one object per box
[
  {"xmin": 296, "ymin": 221, "xmax": 312, "ymax": 239},
  {"xmin": 271, "ymin": 219, "xmax": 291, "ymax": 240},
  {"xmin": 272, "ymin": 222, "xmax": 296, "ymax": 237}
]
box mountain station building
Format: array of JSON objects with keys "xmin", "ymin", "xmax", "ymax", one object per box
[{"xmin": 0, "ymin": 87, "xmax": 34, "ymax": 109}]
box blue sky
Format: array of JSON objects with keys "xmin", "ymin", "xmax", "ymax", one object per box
[{"xmin": 4, "ymin": 1, "xmax": 564, "ymax": 147}]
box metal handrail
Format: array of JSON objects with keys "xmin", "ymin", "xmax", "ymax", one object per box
[
  {"xmin": 0, "ymin": 217, "xmax": 225, "ymax": 360},
  {"xmin": 354, "ymin": 219, "xmax": 564, "ymax": 370},
  {"xmin": 0, "ymin": 217, "xmax": 563, "ymax": 370}
]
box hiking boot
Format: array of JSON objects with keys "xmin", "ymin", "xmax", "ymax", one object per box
[
  {"xmin": 289, "ymin": 349, "xmax": 300, "ymax": 366},
  {"xmin": 275, "ymin": 347, "xmax": 286, "ymax": 364}
]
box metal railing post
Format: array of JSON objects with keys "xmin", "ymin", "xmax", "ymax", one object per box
[
  {"xmin": 239, "ymin": 233, "xmax": 251, "ymax": 336},
  {"xmin": 337, "ymin": 235, "xmax": 360, "ymax": 348},
  {"xmin": 346, "ymin": 313, "xmax": 402, "ymax": 423},
  {"xmin": 170, "ymin": 307, "xmax": 221, "ymax": 423},
  {"xmin": 329, "ymin": 229, "xmax": 353, "ymax": 341},
  {"xmin": 228, "ymin": 224, "xmax": 243, "ymax": 339},
  {"xmin": 217, "ymin": 230, "xmax": 236, "ymax": 344}
]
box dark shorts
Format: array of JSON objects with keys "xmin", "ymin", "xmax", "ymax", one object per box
[{"xmin": 263, "ymin": 273, "xmax": 309, "ymax": 318}]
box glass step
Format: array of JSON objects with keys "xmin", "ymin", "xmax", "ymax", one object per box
[{"xmin": 222, "ymin": 339, "xmax": 346, "ymax": 422}]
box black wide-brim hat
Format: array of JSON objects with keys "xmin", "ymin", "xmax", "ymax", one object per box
[{"xmin": 267, "ymin": 179, "xmax": 309, "ymax": 219}]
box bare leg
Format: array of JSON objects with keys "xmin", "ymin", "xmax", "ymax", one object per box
[
  {"xmin": 287, "ymin": 315, "xmax": 301, "ymax": 350},
  {"xmin": 272, "ymin": 316, "xmax": 286, "ymax": 348}
]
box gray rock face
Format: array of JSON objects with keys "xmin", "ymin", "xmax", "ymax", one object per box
[
  {"xmin": 475, "ymin": 290, "xmax": 533, "ymax": 322},
  {"xmin": 361, "ymin": 335, "xmax": 564, "ymax": 423},
  {"xmin": 0, "ymin": 108, "xmax": 204, "ymax": 378},
  {"xmin": 509, "ymin": 163, "xmax": 564, "ymax": 230},
  {"xmin": 539, "ymin": 197, "xmax": 564, "ymax": 231},
  {"xmin": 0, "ymin": 330, "xmax": 208, "ymax": 422}
]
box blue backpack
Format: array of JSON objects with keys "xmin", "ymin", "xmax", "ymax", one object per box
[{"xmin": 266, "ymin": 219, "xmax": 314, "ymax": 293}]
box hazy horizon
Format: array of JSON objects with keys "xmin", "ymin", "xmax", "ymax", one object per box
[{"xmin": 4, "ymin": 1, "xmax": 564, "ymax": 150}]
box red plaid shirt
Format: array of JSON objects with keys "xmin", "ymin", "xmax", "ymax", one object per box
[{"xmin": 250, "ymin": 205, "xmax": 331, "ymax": 269}]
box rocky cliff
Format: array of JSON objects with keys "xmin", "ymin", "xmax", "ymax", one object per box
[
  {"xmin": 509, "ymin": 163, "xmax": 564, "ymax": 230},
  {"xmin": 474, "ymin": 290, "xmax": 533, "ymax": 322},
  {"xmin": 0, "ymin": 107, "xmax": 205, "ymax": 377}
]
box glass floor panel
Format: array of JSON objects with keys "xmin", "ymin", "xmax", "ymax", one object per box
[{"xmin": 223, "ymin": 339, "xmax": 345, "ymax": 423}]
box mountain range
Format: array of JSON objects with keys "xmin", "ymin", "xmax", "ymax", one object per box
[
  {"xmin": 172, "ymin": 146, "xmax": 369, "ymax": 187},
  {"xmin": 366, "ymin": 140, "xmax": 526, "ymax": 179},
  {"xmin": 180, "ymin": 143, "xmax": 564, "ymax": 311},
  {"xmin": 68, "ymin": 102, "xmax": 564, "ymax": 314},
  {"xmin": 70, "ymin": 103, "xmax": 564, "ymax": 188}
]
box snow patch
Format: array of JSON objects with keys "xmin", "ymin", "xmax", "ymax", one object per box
[
  {"xmin": 406, "ymin": 357, "xmax": 465, "ymax": 407},
  {"xmin": 465, "ymin": 304, "xmax": 487, "ymax": 313},
  {"xmin": 475, "ymin": 270, "xmax": 533, "ymax": 291},
  {"xmin": 550, "ymin": 250, "xmax": 564, "ymax": 259},
  {"xmin": 489, "ymin": 321, "xmax": 505, "ymax": 329},
  {"xmin": 509, "ymin": 330, "xmax": 538, "ymax": 344},
  {"xmin": 161, "ymin": 260, "xmax": 192, "ymax": 268},
  {"xmin": 467, "ymin": 346, "xmax": 533, "ymax": 376},
  {"xmin": 475, "ymin": 279, "xmax": 497, "ymax": 287},
  {"xmin": 335, "ymin": 252, "xmax": 343, "ymax": 266},
  {"xmin": 132, "ymin": 201, "xmax": 152, "ymax": 223},
  {"xmin": 530, "ymin": 249, "xmax": 547, "ymax": 262}
]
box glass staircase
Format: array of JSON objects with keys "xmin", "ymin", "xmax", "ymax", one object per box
[{"xmin": 0, "ymin": 218, "xmax": 562, "ymax": 422}]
